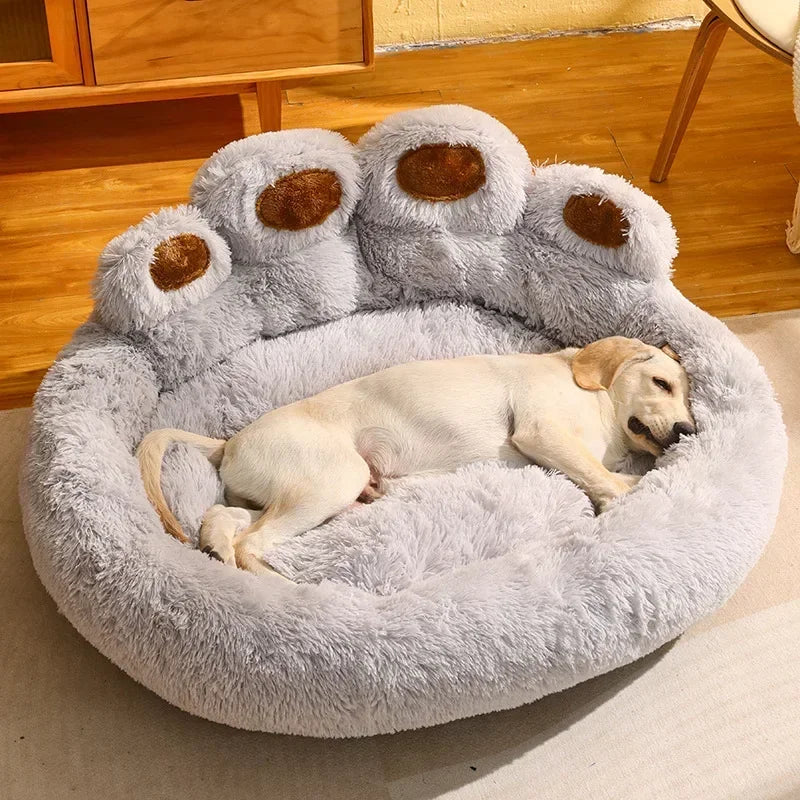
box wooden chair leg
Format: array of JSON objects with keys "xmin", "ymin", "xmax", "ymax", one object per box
[
  {"xmin": 786, "ymin": 181, "xmax": 800, "ymax": 253},
  {"xmin": 650, "ymin": 13, "xmax": 728, "ymax": 183},
  {"xmin": 256, "ymin": 82, "xmax": 282, "ymax": 132}
]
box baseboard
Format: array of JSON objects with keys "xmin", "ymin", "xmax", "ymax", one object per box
[{"xmin": 376, "ymin": 16, "xmax": 701, "ymax": 54}]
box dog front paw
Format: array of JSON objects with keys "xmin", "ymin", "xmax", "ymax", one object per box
[
  {"xmin": 596, "ymin": 496, "xmax": 617, "ymax": 514},
  {"xmin": 616, "ymin": 473, "xmax": 642, "ymax": 490},
  {"xmin": 595, "ymin": 475, "xmax": 639, "ymax": 514}
]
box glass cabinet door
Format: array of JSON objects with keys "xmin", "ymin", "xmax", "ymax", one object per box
[
  {"xmin": 0, "ymin": 0, "xmax": 83, "ymax": 90},
  {"xmin": 1, "ymin": 0, "xmax": 52, "ymax": 62}
]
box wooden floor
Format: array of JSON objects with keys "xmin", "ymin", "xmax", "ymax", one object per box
[{"xmin": 1, "ymin": 29, "xmax": 799, "ymax": 409}]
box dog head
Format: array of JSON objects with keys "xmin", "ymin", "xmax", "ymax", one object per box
[{"xmin": 572, "ymin": 336, "xmax": 695, "ymax": 455}]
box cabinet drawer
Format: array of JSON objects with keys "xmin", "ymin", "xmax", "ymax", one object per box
[{"xmin": 86, "ymin": 0, "xmax": 365, "ymax": 85}]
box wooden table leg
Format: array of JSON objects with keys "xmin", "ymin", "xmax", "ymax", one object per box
[
  {"xmin": 256, "ymin": 82, "xmax": 282, "ymax": 132},
  {"xmin": 650, "ymin": 13, "xmax": 728, "ymax": 183}
]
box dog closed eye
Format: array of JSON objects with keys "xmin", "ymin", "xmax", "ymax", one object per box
[{"xmin": 652, "ymin": 377, "xmax": 672, "ymax": 393}]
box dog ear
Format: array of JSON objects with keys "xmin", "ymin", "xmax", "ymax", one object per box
[
  {"xmin": 661, "ymin": 343, "xmax": 680, "ymax": 362},
  {"xmin": 572, "ymin": 336, "xmax": 649, "ymax": 391}
]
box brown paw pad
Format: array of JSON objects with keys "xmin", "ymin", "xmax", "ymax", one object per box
[
  {"xmin": 256, "ymin": 169, "xmax": 342, "ymax": 231},
  {"xmin": 150, "ymin": 233, "xmax": 211, "ymax": 292},
  {"xmin": 396, "ymin": 143, "xmax": 486, "ymax": 202},
  {"xmin": 562, "ymin": 194, "xmax": 629, "ymax": 248}
]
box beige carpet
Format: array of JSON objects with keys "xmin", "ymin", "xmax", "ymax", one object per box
[{"xmin": 2, "ymin": 312, "xmax": 799, "ymax": 800}]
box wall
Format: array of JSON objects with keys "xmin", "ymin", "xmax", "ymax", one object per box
[{"xmin": 374, "ymin": 0, "xmax": 707, "ymax": 47}]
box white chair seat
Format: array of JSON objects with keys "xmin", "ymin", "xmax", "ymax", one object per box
[{"xmin": 734, "ymin": 0, "xmax": 800, "ymax": 54}]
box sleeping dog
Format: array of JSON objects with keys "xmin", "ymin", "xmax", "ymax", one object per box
[{"xmin": 137, "ymin": 336, "xmax": 695, "ymax": 577}]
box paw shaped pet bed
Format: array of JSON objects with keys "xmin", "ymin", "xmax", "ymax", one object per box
[{"xmin": 20, "ymin": 105, "xmax": 786, "ymax": 737}]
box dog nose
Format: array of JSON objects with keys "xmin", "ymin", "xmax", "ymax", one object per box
[{"xmin": 673, "ymin": 421, "xmax": 696, "ymax": 439}]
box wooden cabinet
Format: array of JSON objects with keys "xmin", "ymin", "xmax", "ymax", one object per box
[{"xmin": 0, "ymin": 0, "xmax": 373, "ymax": 129}]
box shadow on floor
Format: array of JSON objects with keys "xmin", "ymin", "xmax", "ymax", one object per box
[
  {"xmin": 0, "ymin": 95, "xmax": 246, "ymax": 175},
  {"xmin": 371, "ymin": 643, "xmax": 673, "ymax": 799}
]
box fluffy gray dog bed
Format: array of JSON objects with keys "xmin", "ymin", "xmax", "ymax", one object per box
[{"xmin": 20, "ymin": 105, "xmax": 786, "ymax": 737}]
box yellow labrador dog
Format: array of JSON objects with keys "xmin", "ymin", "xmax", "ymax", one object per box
[{"xmin": 137, "ymin": 336, "xmax": 695, "ymax": 576}]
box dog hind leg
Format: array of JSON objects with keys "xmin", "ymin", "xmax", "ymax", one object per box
[
  {"xmin": 199, "ymin": 504, "xmax": 258, "ymax": 565},
  {"xmin": 233, "ymin": 448, "xmax": 371, "ymax": 577}
]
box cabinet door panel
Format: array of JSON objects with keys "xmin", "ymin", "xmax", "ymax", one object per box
[
  {"xmin": 0, "ymin": 0, "xmax": 83, "ymax": 90},
  {"xmin": 87, "ymin": 0, "xmax": 365, "ymax": 85}
]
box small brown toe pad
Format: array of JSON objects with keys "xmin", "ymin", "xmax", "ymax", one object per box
[
  {"xmin": 256, "ymin": 169, "xmax": 342, "ymax": 231},
  {"xmin": 150, "ymin": 233, "xmax": 210, "ymax": 292},
  {"xmin": 562, "ymin": 194, "xmax": 629, "ymax": 248},
  {"xmin": 396, "ymin": 143, "xmax": 486, "ymax": 202}
]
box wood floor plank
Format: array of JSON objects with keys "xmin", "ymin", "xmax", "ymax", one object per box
[
  {"xmin": 1, "ymin": 28, "xmax": 799, "ymax": 408},
  {"xmin": 283, "ymin": 89, "xmax": 446, "ymax": 141},
  {"xmin": 0, "ymin": 164, "xmax": 198, "ymax": 237}
]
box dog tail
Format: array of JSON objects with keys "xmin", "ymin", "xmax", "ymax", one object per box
[{"xmin": 136, "ymin": 429, "xmax": 227, "ymax": 543}]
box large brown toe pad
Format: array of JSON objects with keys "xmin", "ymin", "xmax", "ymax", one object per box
[
  {"xmin": 396, "ymin": 143, "xmax": 486, "ymax": 202},
  {"xmin": 562, "ymin": 193, "xmax": 629, "ymax": 248},
  {"xmin": 256, "ymin": 169, "xmax": 342, "ymax": 231},
  {"xmin": 150, "ymin": 233, "xmax": 211, "ymax": 292}
]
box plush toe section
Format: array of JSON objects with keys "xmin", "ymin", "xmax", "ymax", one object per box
[
  {"xmin": 119, "ymin": 131, "xmax": 369, "ymax": 388},
  {"xmin": 355, "ymin": 105, "xmax": 532, "ymax": 313},
  {"xmin": 525, "ymin": 163, "xmax": 678, "ymax": 280},
  {"xmin": 93, "ymin": 206, "xmax": 231, "ymax": 334},
  {"xmin": 357, "ymin": 104, "xmax": 531, "ymax": 234},
  {"xmin": 190, "ymin": 129, "xmax": 361, "ymax": 262}
]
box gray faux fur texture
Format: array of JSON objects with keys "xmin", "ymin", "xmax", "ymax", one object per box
[{"xmin": 20, "ymin": 105, "xmax": 786, "ymax": 737}]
